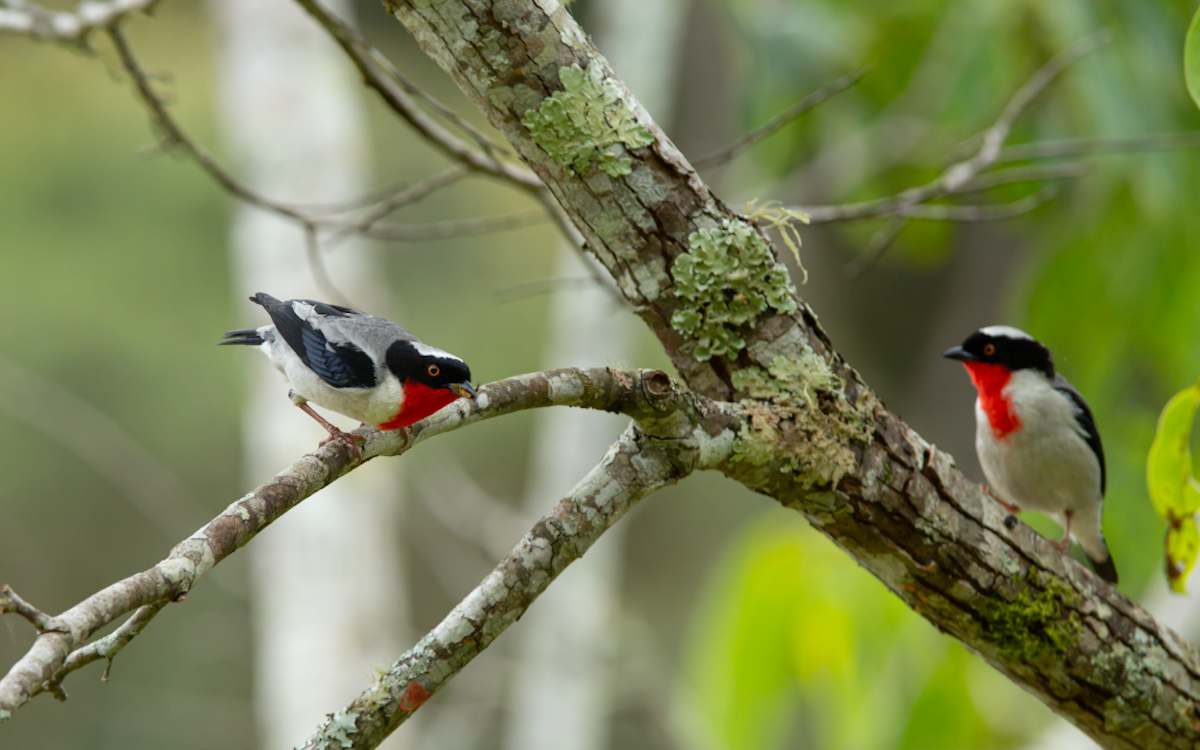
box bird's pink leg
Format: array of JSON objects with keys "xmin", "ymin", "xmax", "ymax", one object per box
[
  {"xmin": 297, "ymin": 403, "xmax": 364, "ymax": 460},
  {"xmin": 981, "ymin": 483, "xmax": 1020, "ymax": 514},
  {"xmin": 1055, "ymin": 511, "xmax": 1073, "ymax": 552}
]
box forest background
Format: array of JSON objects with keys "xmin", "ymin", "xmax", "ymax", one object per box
[{"xmin": 2, "ymin": 0, "xmax": 1200, "ymax": 749}]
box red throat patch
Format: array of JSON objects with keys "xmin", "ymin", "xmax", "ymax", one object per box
[
  {"xmin": 963, "ymin": 362, "xmax": 1021, "ymax": 440},
  {"xmin": 378, "ymin": 381, "xmax": 461, "ymax": 431}
]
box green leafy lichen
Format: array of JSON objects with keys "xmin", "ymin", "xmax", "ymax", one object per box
[
  {"xmin": 729, "ymin": 348, "xmax": 873, "ymax": 487},
  {"xmin": 978, "ymin": 575, "xmax": 1082, "ymax": 662},
  {"xmin": 521, "ymin": 63, "xmax": 653, "ymax": 177},
  {"xmin": 311, "ymin": 710, "xmax": 359, "ymax": 750},
  {"xmin": 670, "ymin": 219, "xmax": 798, "ymax": 361}
]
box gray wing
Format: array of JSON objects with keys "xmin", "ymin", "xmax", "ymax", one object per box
[
  {"xmin": 251, "ymin": 294, "xmax": 378, "ymax": 389},
  {"xmin": 1053, "ymin": 373, "xmax": 1106, "ymax": 496}
]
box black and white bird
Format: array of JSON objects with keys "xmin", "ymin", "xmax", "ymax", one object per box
[
  {"xmin": 943, "ymin": 326, "xmax": 1117, "ymax": 584},
  {"xmin": 220, "ymin": 293, "xmax": 476, "ymax": 457}
]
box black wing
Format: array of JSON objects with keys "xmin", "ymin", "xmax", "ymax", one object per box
[
  {"xmin": 251, "ymin": 293, "xmax": 376, "ymax": 389},
  {"xmin": 1054, "ymin": 374, "xmax": 1106, "ymax": 496}
]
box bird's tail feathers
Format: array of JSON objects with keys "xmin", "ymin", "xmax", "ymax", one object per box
[{"xmin": 219, "ymin": 328, "xmax": 265, "ymax": 347}]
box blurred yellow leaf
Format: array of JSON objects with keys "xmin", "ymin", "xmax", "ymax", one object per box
[{"xmin": 1146, "ymin": 381, "xmax": 1200, "ymax": 517}]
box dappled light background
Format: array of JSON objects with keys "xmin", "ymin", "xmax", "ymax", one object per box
[{"xmin": 2, "ymin": 0, "xmax": 1199, "ymax": 749}]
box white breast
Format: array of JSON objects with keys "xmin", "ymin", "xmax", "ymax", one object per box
[{"xmin": 975, "ymin": 370, "xmax": 1101, "ymax": 517}]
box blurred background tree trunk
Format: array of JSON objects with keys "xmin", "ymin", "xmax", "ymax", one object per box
[
  {"xmin": 501, "ymin": 3, "xmax": 689, "ymax": 749},
  {"xmin": 211, "ymin": 1, "xmax": 411, "ymax": 747}
]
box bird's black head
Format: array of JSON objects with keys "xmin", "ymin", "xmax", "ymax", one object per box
[
  {"xmin": 941, "ymin": 326, "xmax": 1054, "ymax": 377},
  {"xmin": 385, "ymin": 340, "xmax": 476, "ymax": 398}
]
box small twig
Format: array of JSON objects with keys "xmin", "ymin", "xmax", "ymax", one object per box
[
  {"xmin": 693, "ymin": 66, "xmax": 870, "ymax": 169},
  {"xmin": 292, "ymin": 0, "xmax": 541, "ymax": 194},
  {"xmin": 364, "ymin": 210, "xmax": 549, "ymax": 243},
  {"xmin": 955, "ymin": 162, "xmax": 1088, "ymax": 193},
  {"xmin": 0, "ymin": 586, "xmax": 55, "ymax": 633},
  {"xmin": 323, "ymin": 166, "xmax": 469, "ymax": 248},
  {"xmin": 303, "ymin": 223, "xmax": 352, "ymax": 307},
  {"xmin": 46, "ymin": 602, "xmax": 167, "ymax": 694},
  {"xmin": 900, "ymin": 185, "xmax": 1058, "ymax": 221},
  {"xmin": 0, "ymin": 0, "xmax": 161, "ymax": 45},
  {"xmin": 997, "ymin": 131, "xmax": 1200, "ymax": 163},
  {"xmin": 844, "ymin": 216, "xmax": 909, "ymax": 279},
  {"xmin": 493, "ymin": 276, "xmax": 599, "ymax": 304},
  {"xmin": 108, "ymin": 24, "xmax": 315, "ymax": 223}
]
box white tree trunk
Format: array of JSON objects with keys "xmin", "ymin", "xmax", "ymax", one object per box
[
  {"xmin": 502, "ymin": 2, "xmax": 688, "ymax": 748},
  {"xmin": 210, "ymin": 2, "xmax": 410, "ymax": 748}
]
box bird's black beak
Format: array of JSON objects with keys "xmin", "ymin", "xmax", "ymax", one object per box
[
  {"xmin": 941, "ymin": 345, "xmax": 977, "ymax": 362},
  {"xmin": 451, "ymin": 381, "xmax": 478, "ymax": 400}
]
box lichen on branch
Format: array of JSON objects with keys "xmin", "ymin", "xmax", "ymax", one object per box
[
  {"xmin": 728, "ymin": 347, "xmax": 873, "ymax": 487},
  {"xmin": 670, "ymin": 219, "xmax": 799, "ymax": 361},
  {"xmin": 521, "ymin": 63, "xmax": 653, "ymax": 178}
]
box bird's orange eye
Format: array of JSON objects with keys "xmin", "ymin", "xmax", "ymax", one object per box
[
  {"xmin": 428, "ymin": 364, "xmax": 440, "ymax": 377},
  {"xmin": 983, "ymin": 344, "xmax": 995, "ymax": 356}
]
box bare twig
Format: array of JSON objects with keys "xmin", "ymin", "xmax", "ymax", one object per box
[
  {"xmin": 693, "ymin": 66, "xmax": 871, "ymax": 169},
  {"xmin": 0, "ymin": 586, "xmax": 55, "ymax": 633},
  {"xmin": 797, "ymin": 30, "xmax": 1112, "ymax": 274},
  {"xmin": 493, "ymin": 276, "xmax": 599, "ymax": 304},
  {"xmin": 365, "ymin": 210, "xmax": 548, "ymax": 242},
  {"xmin": 292, "ymin": 0, "xmax": 542, "ymax": 194},
  {"xmin": 955, "ymin": 162, "xmax": 1088, "ymax": 193},
  {"xmin": 900, "ymin": 185, "xmax": 1058, "ymax": 221},
  {"xmin": 48, "ymin": 601, "xmax": 167, "ymax": 693},
  {"xmin": 0, "ymin": 0, "xmax": 161, "ymax": 44},
  {"xmin": 998, "ymin": 131, "xmax": 1200, "ymax": 163},
  {"xmin": 323, "ymin": 166, "xmax": 470, "ymax": 247},
  {"xmin": 303, "ymin": 223, "xmax": 352, "ymax": 306}
]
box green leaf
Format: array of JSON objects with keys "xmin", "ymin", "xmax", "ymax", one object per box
[
  {"xmin": 1167, "ymin": 517, "xmax": 1200, "ymax": 593},
  {"xmin": 1146, "ymin": 381, "xmax": 1200, "ymax": 518},
  {"xmin": 1186, "ymin": 7, "xmax": 1200, "ymax": 110}
]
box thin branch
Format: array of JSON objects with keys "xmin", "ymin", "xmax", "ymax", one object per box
[
  {"xmin": 955, "ymin": 162, "xmax": 1088, "ymax": 193},
  {"xmin": 47, "ymin": 601, "xmax": 167, "ymax": 694},
  {"xmin": 998, "ymin": 131, "xmax": 1200, "ymax": 162},
  {"xmin": 693, "ymin": 66, "xmax": 871, "ymax": 169},
  {"xmin": 0, "ymin": 586, "xmax": 56, "ymax": 634},
  {"xmin": 303, "ymin": 223, "xmax": 352, "ymax": 306},
  {"xmin": 292, "ymin": 0, "xmax": 542, "ymax": 194},
  {"xmin": 0, "ymin": 368, "xmax": 728, "ymax": 722},
  {"xmin": 324, "ymin": 166, "xmax": 469, "ymax": 247},
  {"xmin": 364, "ymin": 210, "xmax": 548, "ymax": 242},
  {"xmin": 108, "ymin": 24, "xmax": 316, "ymax": 222},
  {"xmin": 900, "ymin": 185, "xmax": 1058, "ymax": 221},
  {"xmin": 0, "ymin": 0, "xmax": 161, "ymax": 44},
  {"xmin": 843, "ymin": 215, "xmax": 909, "ymax": 279},
  {"xmin": 493, "ymin": 276, "xmax": 599, "ymax": 304}
]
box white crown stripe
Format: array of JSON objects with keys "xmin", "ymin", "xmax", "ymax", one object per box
[
  {"xmin": 411, "ymin": 341, "xmax": 464, "ymax": 364},
  {"xmin": 979, "ymin": 325, "xmax": 1033, "ymax": 341}
]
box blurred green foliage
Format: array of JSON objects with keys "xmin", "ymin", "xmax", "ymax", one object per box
[{"xmin": 1146, "ymin": 380, "xmax": 1200, "ymax": 591}]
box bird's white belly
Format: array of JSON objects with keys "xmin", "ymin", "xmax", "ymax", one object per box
[
  {"xmin": 975, "ymin": 393, "xmax": 1100, "ymax": 516},
  {"xmin": 261, "ymin": 338, "xmax": 404, "ymax": 427}
]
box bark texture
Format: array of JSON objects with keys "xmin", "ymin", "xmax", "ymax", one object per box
[{"xmin": 373, "ymin": 2, "xmax": 1200, "ymax": 748}]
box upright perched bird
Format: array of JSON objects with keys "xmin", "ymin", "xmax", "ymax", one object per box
[
  {"xmin": 221, "ymin": 293, "xmax": 476, "ymax": 457},
  {"xmin": 943, "ymin": 326, "xmax": 1117, "ymax": 584}
]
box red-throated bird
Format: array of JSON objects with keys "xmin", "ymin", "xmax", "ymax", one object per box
[
  {"xmin": 943, "ymin": 326, "xmax": 1117, "ymax": 584},
  {"xmin": 221, "ymin": 293, "xmax": 476, "ymax": 458}
]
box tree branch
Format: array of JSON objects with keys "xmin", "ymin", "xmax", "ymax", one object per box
[
  {"xmin": 0, "ymin": 0, "xmax": 161, "ymax": 44},
  {"xmin": 0, "ymin": 368, "xmax": 728, "ymax": 722},
  {"xmin": 693, "ymin": 66, "xmax": 870, "ymax": 169},
  {"xmin": 377, "ymin": 4, "xmax": 1200, "ymax": 747}
]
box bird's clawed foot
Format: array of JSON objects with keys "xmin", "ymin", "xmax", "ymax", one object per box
[
  {"xmin": 1054, "ymin": 535, "xmax": 1072, "ymax": 552},
  {"xmin": 981, "ymin": 483, "xmax": 1020, "ymax": 514},
  {"xmin": 319, "ymin": 428, "xmax": 366, "ymax": 461}
]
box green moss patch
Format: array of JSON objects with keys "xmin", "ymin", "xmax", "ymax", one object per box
[{"xmin": 978, "ymin": 576, "xmax": 1082, "ymax": 662}]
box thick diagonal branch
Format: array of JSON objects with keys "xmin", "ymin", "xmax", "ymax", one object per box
[
  {"xmin": 0, "ymin": 368, "xmax": 723, "ymax": 722},
  {"xmin": 381, "ymin": 3, "xmax": 1200, "ymax": 748}
]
